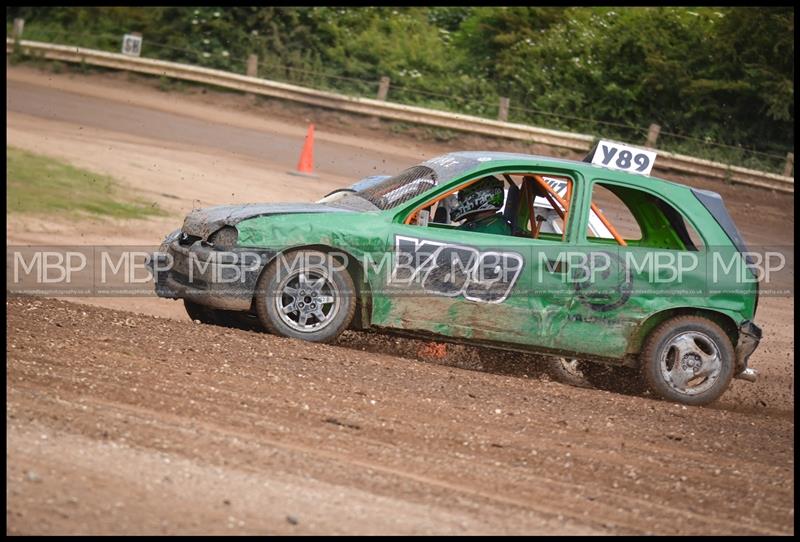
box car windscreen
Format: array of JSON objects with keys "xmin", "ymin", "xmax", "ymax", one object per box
[
  {"xmin": 354, "ymin": 165, "xmax": 440, "ymax": 210},
  {"xmin": 317, "ymin": 192, "xmax": 381, "ymax": 211},
  {"xmin": 319, "ymin": 154, "xmax": 487, "ymax": 211}
]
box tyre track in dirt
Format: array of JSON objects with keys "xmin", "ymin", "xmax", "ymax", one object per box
[{"xmin": 7, "ymin": 298, "xmax": 794, "ymax": 534}]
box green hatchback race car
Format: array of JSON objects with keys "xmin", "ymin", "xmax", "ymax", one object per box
[{"xmin": 149, "ymin": 150, "xmax": 762, "ymax": 406}]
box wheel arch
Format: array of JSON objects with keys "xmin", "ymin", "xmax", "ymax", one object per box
[{"xmin": 628, "ymin": 307, "xmax": 739, "ymax": 356}]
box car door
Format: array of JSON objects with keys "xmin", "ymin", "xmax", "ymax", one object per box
[
  {"xmin": 371, "ymin": 170, "xmax": 585, "ymax": 351},
  {"xmin": 501, "ymin": 171, "xmax": 595, "ymax": 353}
]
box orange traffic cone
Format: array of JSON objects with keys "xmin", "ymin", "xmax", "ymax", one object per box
[{"xmin": 288, "ymin": 123, "xmax": 318, "ymax": 178}]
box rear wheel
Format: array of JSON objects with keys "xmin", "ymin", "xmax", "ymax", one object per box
[
  {"xmin": 254, "ymin": 250, "xmax": 356, "ymax": 343},
  {"xmin": 547, "ymin": 357, "xmax": 647, "ymax": 394},
  {"xmin": 547, "ymin": 357, "xmax": 593, "ymax": 388},
  {"xmin": 580, "ymin": 362, "xmax": 648, "ymax": 395},
  {"xmin": 640, "ymin": 316, "xmax": 735, "ymax": 406}
]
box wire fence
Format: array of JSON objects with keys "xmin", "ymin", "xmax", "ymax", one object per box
[{"xmin": 10, "ymin": 24, "xmax": 793, "ymax": 176}]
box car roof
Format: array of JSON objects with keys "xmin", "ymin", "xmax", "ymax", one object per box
[{"xmin": 445, "ymin": 150, "xmax": 702, "ymax": 195}]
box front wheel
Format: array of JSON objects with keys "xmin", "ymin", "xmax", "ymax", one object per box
[
  {"xmin": 254, "ymin": 250, "xmax": 356, "ymax": 343},
  {"xmin": 640, "ymin": 316, "xmax": 735, "ymax": 406}
]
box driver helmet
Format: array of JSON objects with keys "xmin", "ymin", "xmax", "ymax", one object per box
[{"xmin": 453, "ymin": 176, "xmax": 504, "ymax": 222}]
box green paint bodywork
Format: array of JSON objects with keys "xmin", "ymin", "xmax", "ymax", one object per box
[{"xmin": 235, "ymin": 155, "xmax": 757, "ymax": 363}]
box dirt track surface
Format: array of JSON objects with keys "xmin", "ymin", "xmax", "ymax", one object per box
[
  {"xmin": 6, "ymin": 297, "xmax": 794, "ymax": 535},
  {"xmin": 6, "ymin": 64, "xmax": 795, "ymax": 534}
]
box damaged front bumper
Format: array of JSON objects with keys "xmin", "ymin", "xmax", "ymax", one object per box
[
  {"xmin": 147, "ymin": 234, "xmax": 272, "ymax": 311},
  {"xmin": 733, "ymin": 320, "xmax": 762, "ymax": 382}
]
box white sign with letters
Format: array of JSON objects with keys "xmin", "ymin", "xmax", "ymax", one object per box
[
  {"xmin": 121, "ymin": 34, "xmax": 142, "ymax": 57},
  {"xmin": 590, "ymin": 140, "xmax": 657, "ymax": 176}
]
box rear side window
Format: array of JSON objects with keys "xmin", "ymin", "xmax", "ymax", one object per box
[
  {"xmin": 651, "ymin": 196, "xmax": 705, "ymax": 250},
  {"xmin": 586, "ymin": 184, "xmax": 642, "ymax": 241},
  {"xmin": 587, "ymin": 182, "xmax": 704, "ymax": 251}
]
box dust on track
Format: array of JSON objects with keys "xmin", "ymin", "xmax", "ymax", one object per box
[{"xmin": 6, "ymin": 298, "xmax": 794, "ymax": 534}]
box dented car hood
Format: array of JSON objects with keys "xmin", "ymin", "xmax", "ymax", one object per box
[{"xmin": 181, "ymin": 202, "xmax": 354, "ymax": 239}]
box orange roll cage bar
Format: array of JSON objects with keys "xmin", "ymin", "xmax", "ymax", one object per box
[
  {"xmin": 529, "ymin": 175, "xmax": 626, "ymax": 246},
  {"xmin": 404, "ymin": 173, "xmax": 627, "ymax": 247}
]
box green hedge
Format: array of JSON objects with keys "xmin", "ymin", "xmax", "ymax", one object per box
[{"xmin": 7, "ymin": 7, "xmax": 793, "ymax": 174}]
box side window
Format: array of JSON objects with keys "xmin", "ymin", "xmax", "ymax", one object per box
[
  {"xmin": 586, "ymin": 184, "xmax": 642, "ymax": 242},
  {"xmin": 404, "ymin": 172, "xmax": 576, "ymax": 243},
  {"xmin": 587, "ymin": 182, "xmax": 704, "ymax": 250},
  {"xmin": 406, "ymin": 174, "xmax": 520, "ymax": 237},
  {"xmin": 650, "ymin": 194, "xmax": 705, "ymax": 251},
  {"xmin": 514, "ymin": 174, "xmax": 575, "ymax": 243}
]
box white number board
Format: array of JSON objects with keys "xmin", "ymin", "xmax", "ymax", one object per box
[
  {"xmin": 590, "ymin": 140, "xmax": 657, "ymax": 176},
  {"xmin": 121, "ymin": 34, "xmax": 142, "ymax": 57}
]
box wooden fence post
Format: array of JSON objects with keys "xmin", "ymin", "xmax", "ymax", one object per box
[
  {"xmin": 645, "ymin": 123, "xmax": 661, "ymax": 147},
  {"xmin": 246, "ymin": 54, "xmax": 258, "ymax": 77},
  {"xmin": 498, "ymin": 97, "xmax": 510, "ymax": 122},
  {"xmin": 376, "ymin": 76, "xmax": 390, "ymax": 101},
  {"xmin": 13, "ymin": 18, "xmax": 24, "ymax": 39},
  {"xmin": 784, "ymin": 152, "xmax": 794, "ymax": 177},
  {"xmin": 11, "ymin": 18, "xmax": 24, "ymax": 54}
]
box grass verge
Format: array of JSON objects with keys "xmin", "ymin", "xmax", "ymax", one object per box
[{"xmin": 7, "ymin": 146, "xmax": 166, "ymax": 219}]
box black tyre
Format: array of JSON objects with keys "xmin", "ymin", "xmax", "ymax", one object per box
[
  {"xmin": 640, "ymin": 316, "xmax": 735, "ymax": 406},
  {"xmin": 547, "ymin": 357, "xmax": 647, "ymax": 394},
  {"xmin": 183, "ymin": 299, "xmax": 261, "ymax": 331},
  {"xmin": 254, "ymin": 250, "xmax": 356, "ymax": 343},
  {"xmin": 184, "ymin": 298, "xmax": 219, "ymax": 324}
]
